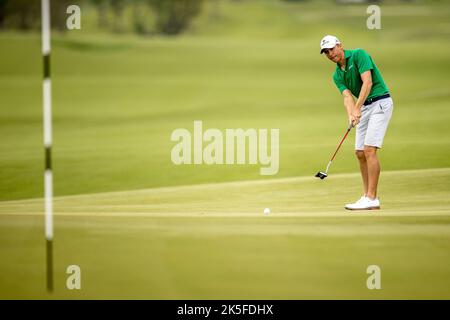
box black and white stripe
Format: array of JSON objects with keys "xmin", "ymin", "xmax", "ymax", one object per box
[{"xmin": 41, "ymin": 0, "xmax": 53, "ymax": 293}]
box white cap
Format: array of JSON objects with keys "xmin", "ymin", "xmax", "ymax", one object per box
[{"xmin": 320, "ymin": 35, "xmax": 341, "ymax": 54}]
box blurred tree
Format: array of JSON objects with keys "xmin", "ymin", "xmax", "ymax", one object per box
[
  {"xmin": 132, "ymin": 0, "xmax": 151, "ymax": 35},
  {"xmin": 51, "ymin": 0, "xmax": 74, "ymax": 31},
  {"xmin": 0, "ymin": 0, "xmax": 76, "ymax": 31},
  {"xmin": 3, "ymin": 0, "xmax": 40, "ymax": 30},
  {"xmin": 335, "ymin": 0, "xmax": 381, "ymax": 3},
  {"xmin": 0, "ymin": 0, "xmax": 202, "ymax": 35},
  {"xmin": 110, "ymin": 0, "xmax": 127, "ymax": 32},
  {"xmin": 148, "ymin": 0, "xmax": 203, "ymax": 35},
  {"xmin": 91, "ymin": 0, "xmax": 110, "ymax": 30},
  {"xmin": 0, "ymin": 0, "xmax": 7, "ymax": 28},
  {"xmin": 208, "ymin": 0, "xmax": 221, "ymax": 20}
]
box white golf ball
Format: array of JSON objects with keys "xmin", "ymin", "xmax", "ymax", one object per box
[{"xmin": 264, "ymin": 208, "xmax": 270, "ymax": 215}]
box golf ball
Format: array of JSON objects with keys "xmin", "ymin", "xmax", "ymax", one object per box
[{"xmin": 264, "ymin": 208, "xmax": 270, "ymax": 215}]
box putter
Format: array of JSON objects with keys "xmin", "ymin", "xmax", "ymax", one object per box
[{"xmin": 315, "ymin": 123, "xmax": 354, "ymax": 179}]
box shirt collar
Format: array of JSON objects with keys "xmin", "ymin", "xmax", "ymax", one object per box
[
  {"xmin": 344, "ymin": 49, "xmax": 352, "ymax": 59},
  {"xmin": 336, "ymin": 50, "xmax": 352, "ymax": 71}
]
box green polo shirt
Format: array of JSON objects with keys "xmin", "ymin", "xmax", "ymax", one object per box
[{"xmin": 333, "ymin": 49, "xmax": 389, "ymax": 100}]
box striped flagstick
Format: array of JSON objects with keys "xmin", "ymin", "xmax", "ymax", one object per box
[{"xmin": 41, "ymin": 0, "xmax": 53, "ymax": 293}]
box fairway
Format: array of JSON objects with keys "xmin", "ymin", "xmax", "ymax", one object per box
[
  {"xmin": 1, "ymin": 168, "xmax": 449, "ymax": 299},
  {"xmin": 1, "ymin": 1, "xmax": 450, "ymax": 201},
  {"xmin": 1, "ymin": 0, "xmax": 450, "ymax": 300}
]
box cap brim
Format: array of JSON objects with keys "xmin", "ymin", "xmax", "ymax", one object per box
[{"xmin": 320, "ymin": 46, "xmax": 333, "ymax": 54}]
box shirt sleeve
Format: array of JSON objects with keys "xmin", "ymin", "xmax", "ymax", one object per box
[
  {"xmin": 333, "ymin": 72, "xmax": 347, "ymax": 93},
  {"xmin": 354, "ymin": 49, "xmax": 373, "ymax": 74}
]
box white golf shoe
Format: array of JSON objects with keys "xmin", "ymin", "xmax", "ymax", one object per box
[{"xmin": 345, "ymin": 196, "xmax": 380, "ymax": 210}]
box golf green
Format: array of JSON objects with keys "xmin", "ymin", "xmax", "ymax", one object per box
[{"xmin": 0, "ymin": 0, "xmax": 449, "ymax": 299}]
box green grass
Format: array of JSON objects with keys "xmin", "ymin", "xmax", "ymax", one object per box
[
  {"xmin": 1, "ymin": 1, "xmax": 450, "ymax": 200},
  {"xmin": 0, "ymin": 0, "xmax": 450, "ymax": 299},
  {"xmin": 0, "ymin": 168, "xmax": 449, "ymax": 299}
]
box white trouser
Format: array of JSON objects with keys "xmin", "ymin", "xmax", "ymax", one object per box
[{"xmin": 355, "ymin": 97, "xmax": 393, "ymax": 150}]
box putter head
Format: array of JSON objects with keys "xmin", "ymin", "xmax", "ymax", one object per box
[{"xmin": 315, "ymin": 171, "xmax": 328, "ymax": 179}]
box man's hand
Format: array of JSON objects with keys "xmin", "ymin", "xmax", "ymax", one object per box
[
  {"xmin": 348, "ymin": 115, "xmax": 354, "ymax": 127},
  {"xmin": 347, "ymin": 71, "xmax": 371, "ymax": 126},
  {"xmin": 351, "ymin": 107, "xmax": 362, "ymax": 126}
]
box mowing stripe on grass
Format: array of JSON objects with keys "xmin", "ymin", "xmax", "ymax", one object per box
[{"xmin": 0, "ymin": 168, "xmax": 448, "ymax": 218}]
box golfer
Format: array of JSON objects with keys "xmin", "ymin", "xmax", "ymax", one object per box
[{"xmin": 320, "ymin": 35, "xmax": 393, "ymax": 210}]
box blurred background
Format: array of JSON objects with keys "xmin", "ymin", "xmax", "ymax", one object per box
[
  {"xmin": 1, "ymin": 0, "xmax": 450, "ymax": 300},
  {"xmin": 0, "ymin": 0, "xmax": 449, "ymax": 200}
]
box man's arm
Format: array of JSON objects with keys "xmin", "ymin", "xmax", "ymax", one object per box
[
  {"xmin": 350, "ymin": 70, "xmax": 373, "ymax": 126},
  {"xmin": 355, "ymin": 70, "xmax": 373, "ymax": 110},
  {"xmin": 342, "ymin": 89, "xmax": 356, "ymax": 126}
]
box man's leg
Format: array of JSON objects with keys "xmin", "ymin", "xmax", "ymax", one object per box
[
  {"xmin": 355, "ymin": 150, "xmax": 368, "ymax": 196},
  {"xmin": 363, "ymin": 145, "xmax": 380, "ymax": 199}
]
